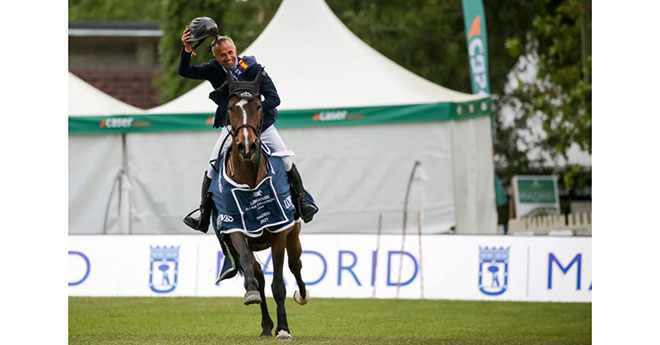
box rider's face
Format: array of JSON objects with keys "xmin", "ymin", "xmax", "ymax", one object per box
[{"xmin": 213, "ymin": 41, "xmax": 237, "ymax": 67}]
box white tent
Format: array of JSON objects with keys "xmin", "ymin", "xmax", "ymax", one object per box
[
  {"xmin": 69, "ymin": 73, "xmax": 145, "ymax": 234},
  {"xmin": 134, "ymin": 0, "xmax": 497, "ymax": 235}
]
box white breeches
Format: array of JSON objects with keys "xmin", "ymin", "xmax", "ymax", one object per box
[{"xmin": 206, "ymin": 125, "xmax": 294, "ymax": 177}]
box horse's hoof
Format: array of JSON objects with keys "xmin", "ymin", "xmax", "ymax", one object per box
[
  {"xmin": 260, "ymin": 332, "xmax": 272, "ymax": 337},
  {"xmin": 293, "ymin": 290, "xmax": 310, "ymax": 305},
  {"xmin": 275, "ymin": 330, "xmax": 292, "ymax": 340},
  {"xmin": 244, "ymin": 290, "xmax": 262, "ymax": 305}
]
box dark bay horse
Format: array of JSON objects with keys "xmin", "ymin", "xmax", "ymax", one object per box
[{"xmin": 218, "ymin": 68, "xmax": 309, "ymax": 340}]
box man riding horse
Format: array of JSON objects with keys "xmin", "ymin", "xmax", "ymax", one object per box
[{"xmin": 179, "ymin": 17, "xmax": 317, "ymax": 231}]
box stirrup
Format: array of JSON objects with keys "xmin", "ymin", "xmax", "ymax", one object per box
[
  {"xmin": 183, "ymin": 208, "xmax": 209, "ymax": 233},
  {"xmin": 298, "ymin": 199, "xmax": 317, "ymax": 223}
]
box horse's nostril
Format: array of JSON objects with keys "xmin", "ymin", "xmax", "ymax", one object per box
[
  {"xmin": 249, "ymin": 141, "xmax": 257, "ymax": 152},
  {"xmin": 237, "ymin": 142, "xmax": 245, "ymax": 152}
]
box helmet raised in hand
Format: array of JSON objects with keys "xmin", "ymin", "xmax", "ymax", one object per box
[{"xmin": 187, "ymin": 17, "xmax": 219, "ymax": 42}]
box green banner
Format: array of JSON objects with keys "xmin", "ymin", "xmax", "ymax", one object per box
[
  {"xmin": 513, "ymin": 176, "xmax": 560, "ymax": 218},
  {"xmin": 461, "ymin": 0, "xmax": 490, "ymax": 95},
  {"xmin": 517, "ymin": 179, "xmax": 557, "ymax": 204},
  {"xmin": 69, "ymin": 98, "xmax": 491, "ymax": 135}
]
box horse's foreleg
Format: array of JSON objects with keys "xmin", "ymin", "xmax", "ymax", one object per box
[
  {"xmin": 270, "ymin": 234, "xmax": 291, "ymax": 339},
  {"xmin": 253, "ymin": 261, "xmax": 273, "ymax": 337},
  {"xmin": 229, "ymin": 232, "xmax": 260, "ymax": 305},
  {"xmin": 286, "ymin": 223, "xmax": 309, "ymax": 304}
]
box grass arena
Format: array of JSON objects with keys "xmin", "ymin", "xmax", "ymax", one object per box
[{"xmin": 69, "ymin": 297, "xmax": 591, "ymax": 344}]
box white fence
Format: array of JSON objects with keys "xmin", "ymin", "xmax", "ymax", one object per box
[
  {"xmin": 507, "ymin": 213, "xmax": 592, "ymax": 236},
  {"xmin": 69, "ymin": 234, "xmax": 591, "ymax": 302}
]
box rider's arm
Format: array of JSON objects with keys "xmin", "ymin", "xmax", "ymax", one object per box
[
  {"xmin": 259, "ymin": 70, "xmax": 280, "ymax": 113},
  {"xmin": 178, "ymin": 48, "xmax": 213, "ymax": 80}
]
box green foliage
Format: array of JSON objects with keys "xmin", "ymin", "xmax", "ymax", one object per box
[
  {"xmin": 69, "ymin": 297, "xmax": 591, "ymax": 344},
  {"xmin": 497, "ymin": 0, "xmax": 591, "ymax": 178},
  {"xmin": 327, "ymin": 0, "xmax": 469, "ymax": 93},
  {"xmin": 326, "ymin": 1, "xmax": 539, "ymax": 96},
  {"xmin": 482, "ymin": 0, "xmax": 541, "ymax": 96}
]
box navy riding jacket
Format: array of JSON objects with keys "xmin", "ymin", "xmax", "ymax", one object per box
[{"xmin": 178, "ymin": 48, "xmax": 280, "ymax": 130}]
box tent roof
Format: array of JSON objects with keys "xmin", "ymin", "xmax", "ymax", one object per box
[
  {"xmin": 148, "ymin": 0, "xmax": 484, "ymax": 114},
  {"xmin": 69, "ymin": 72, "xmax": 145, "ymax": 116}
]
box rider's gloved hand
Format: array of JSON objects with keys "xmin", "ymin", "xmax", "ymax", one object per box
[{"xmin": 181, "ymin": 26, "xmax": 193, "ymax": 53}]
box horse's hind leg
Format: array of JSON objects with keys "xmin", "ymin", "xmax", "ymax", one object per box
[
  {"xmin": 270, "ymin": 233, "xmax": 291, "ymax": 339},
  {"xmin": 253, "ymin": 261, "xmax": 273, "ymax": 337},
  {"xmin": 229, "ymin": 232, "xmax": 261, "ymax": 305},
  {"xmin": 287, "ymin": 223, "xmax": 309, "ymax": 304}
]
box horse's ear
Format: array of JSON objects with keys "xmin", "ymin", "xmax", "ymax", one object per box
[
  {"xmin": 252, "ymin": 67, "xmax": 264, "ymax": 88},
  {"xmin": 225, "ymin": 67, "xmax": 234, "ymax": 90}
]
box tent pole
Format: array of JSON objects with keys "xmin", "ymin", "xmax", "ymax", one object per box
[
  {"xmin": 118, "ymin": 133, "xmax": 131, "ymax": 234},
  {"xmin": 372, "ymin": 213, "xmax": 382, "ymax": 298}
]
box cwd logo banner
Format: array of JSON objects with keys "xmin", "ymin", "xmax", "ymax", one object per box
[
  {"xmin": 68, "ymin": 234, "xmax": 590, "ymax": 302},
  {"xmin": 461, "ymin": 0, "xmax": 490, "ymax": 95}
]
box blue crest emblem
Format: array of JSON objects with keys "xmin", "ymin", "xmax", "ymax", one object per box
[
  {"xmin": 149, "ymin": 246, "xmax": 180, "ymax": 294},
  {"xmin": 478, "ymin": 246, "xmax": 510, "ymax": 296}
]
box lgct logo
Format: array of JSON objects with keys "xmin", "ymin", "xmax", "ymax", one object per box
[
  {"xmin": 149, "ymin": 245, "xmax": 180, "ymax": 294},
  {"xmin": 478, "ymin": 246, "xmax": 510, "ymax": 296}
]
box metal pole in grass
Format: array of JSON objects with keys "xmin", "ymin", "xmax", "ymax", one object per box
[
  {"xmin": 372, "ymin": 213, "xmax": 382, "ymax": 298},
  {"xmin": 416, "ymin": 210, "xmax": 424, "ymax": 299},
  {"xmin": 397, "ymin": 161, "xmax": 421, "ymax": 298}
]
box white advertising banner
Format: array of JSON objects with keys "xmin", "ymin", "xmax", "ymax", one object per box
[{"xmin": 68, "ymin": 234, "xmax": 591, "ymax": 302}]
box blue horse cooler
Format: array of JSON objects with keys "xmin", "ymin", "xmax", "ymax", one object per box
[{"xmin": 209, "ymin": 147, "xmax": 318, "ymax": 283}]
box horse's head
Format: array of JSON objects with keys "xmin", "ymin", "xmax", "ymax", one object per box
[{"xmin": 226, "ymin": 68, "xmax": 264, "ymax": 162}]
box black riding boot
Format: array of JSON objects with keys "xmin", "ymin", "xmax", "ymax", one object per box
[
  {"xmin": 183, "ymin": 173, "xmax": 213, "ymax": 233},
  {"xmin": 287, "ymin": 164, "xmax": 317, "ymax": 223}
]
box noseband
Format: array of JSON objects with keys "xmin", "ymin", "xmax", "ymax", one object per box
[{"xmin": 231, "ymin": 122, "xmax": 262, "ymax": 144}]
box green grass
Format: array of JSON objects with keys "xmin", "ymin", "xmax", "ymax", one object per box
[{"xmin": 69, "ymin": 297, "xmax": 591, "ymax": 345}]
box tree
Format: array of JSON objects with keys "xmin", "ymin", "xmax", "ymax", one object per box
[
  {"xmin": 325, "ymin": 0, "xmax": 539, "ymax": 97},
  {"xmin": 497, "ymin": 0, "xmax": 591, "ymax": 173}
]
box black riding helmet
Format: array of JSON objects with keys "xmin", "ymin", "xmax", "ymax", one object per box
[{"xmin": 187, "ymin": 17, "xmax": 219, "ymax": 49}]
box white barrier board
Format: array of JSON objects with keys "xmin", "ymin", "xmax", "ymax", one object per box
[{"xmin": 68, "ymin": 234, "xmax": 591, "ymax": 302}]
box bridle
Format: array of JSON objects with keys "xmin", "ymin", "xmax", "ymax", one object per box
[
  {"xmin": 213, "ymin": 67, "xmax": 266, "ymax": 182},
  {"xmin": 230, "ymin": 120, "xmax": 262, "ymax": 146}
]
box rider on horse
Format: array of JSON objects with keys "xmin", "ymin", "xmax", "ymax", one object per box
[{"xmin": 179, "ymin": 17, "xmax": 317, "ymax": 232}]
